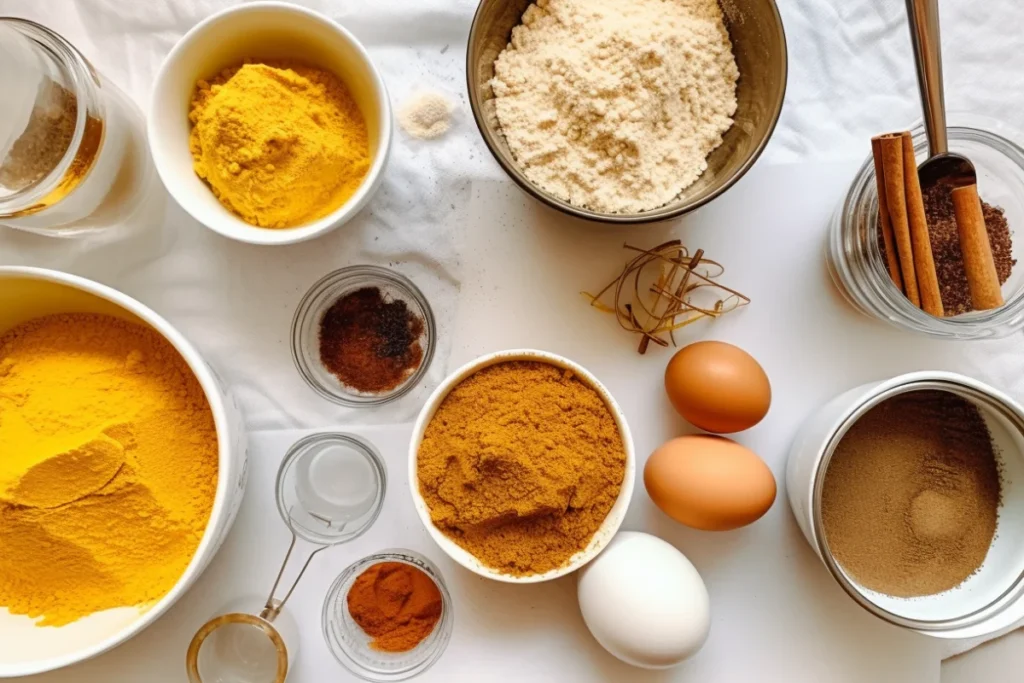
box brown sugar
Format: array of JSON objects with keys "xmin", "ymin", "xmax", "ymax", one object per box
[
  {"xmin": 821, "ymin": 390, "xmax": 1001, "ymax": 597},
  {"xmin": 416, "ymin": 361, "xmax": 626, "ymax": 576}
]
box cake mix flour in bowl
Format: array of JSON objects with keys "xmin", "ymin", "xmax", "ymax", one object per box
[
  {"xmin": 490, "ymin": 0, "xmax": 739, "ymax": 214},
  {"xmin": 0, "ymin": 314, "xmax": 219, "ymax": 627},
  {"xmin": 468, "ymin": 0, "xmax": 787, "ymax": 223},
  {"xmin": 0, "ymin": 268, "xmax": 246, "ymax": 677}
]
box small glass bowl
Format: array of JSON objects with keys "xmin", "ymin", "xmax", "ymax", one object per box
[
  {"xmin": 291, "ymin": 266, "xmax": 436, "ymax": 406},
  {"xmin": 322, "ymin": 550, "xmax": 454, "ymax": 682},
  {"xmin": 276, "ymin": 433, "xmax": 387, "ymax": 545},
  {"xmin": 827, "ymin": 113, "xmax": 1024, "ymax": 339}
]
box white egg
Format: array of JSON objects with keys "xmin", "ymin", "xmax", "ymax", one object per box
[{"xmin": 577, "ymin": 531, "xmax": 710, "ymax": 669}]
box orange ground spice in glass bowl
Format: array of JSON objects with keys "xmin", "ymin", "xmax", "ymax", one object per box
[{"xmin": 322, "ymin": 550, "xmax": 452, "ymax": 682}]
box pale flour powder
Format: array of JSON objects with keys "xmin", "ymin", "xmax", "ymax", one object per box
[
  {"xmin": 491, "ymin": 0, "xmax": 739, "ymax": 213},
  {"xmin": 399, "ymin": 91, "xmax": 455, "ymax": 140}
]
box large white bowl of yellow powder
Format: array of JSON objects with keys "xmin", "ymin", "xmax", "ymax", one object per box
[
  {"xmin": 0, "ymin": 267, "xmax": 247, "ymax": 677},
  {"xmin": 148, "ymin": 1, "xmax": 392, "ymax": 245}
]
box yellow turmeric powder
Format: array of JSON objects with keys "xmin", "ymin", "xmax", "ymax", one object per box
[
  {"xmin": 416, "ymin": 361, "xmax": 626, "ymax": 575},
  {"xmin": 189, "ymin": 60, "xmax": 370, "ymax": 228},
  {"xmin": 0, "ymin": 314, "xmax": 219, "ymax": 627}
]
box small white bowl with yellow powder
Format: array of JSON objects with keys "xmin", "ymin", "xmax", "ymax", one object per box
[
  {"xmin": 149, "ymin": 2, "xmax": 391, "ymax": 245},
  {"xmin": 0, "ymin": 267, "xmax": 246, "ymax": 677}
]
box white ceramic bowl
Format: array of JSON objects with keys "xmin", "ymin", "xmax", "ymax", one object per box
[
  {"xmin": 148, "ymin": 1, "xmax": 392, "ymax": 245},
  {"xmin": 408, "ymin": 349, "xmax": 636, "ymax": 583},
  {"xmin": 0, "ymin": 267, "xmax": 248, "ymax": 677}
]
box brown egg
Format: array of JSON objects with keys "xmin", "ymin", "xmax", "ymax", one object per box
[
  {"xmin": 644, "ymin": 435, "xmax": 776, "ymax": 531},
  {"xmin": 664, "ymin": 341, "xmax": 771, "ymax": 434}
]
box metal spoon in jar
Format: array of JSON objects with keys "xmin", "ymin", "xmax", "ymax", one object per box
[
  {"xmin": 906, "ymin": 0, "xmax": 1004, "ymax": 310},
  {"xmin": 905, "ymin": 0, "xmax": 974, "ymax": 189}
]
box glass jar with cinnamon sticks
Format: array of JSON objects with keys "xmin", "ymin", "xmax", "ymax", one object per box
[{"xmin": 828, "ymin": 115, "xmax": 1024, "ymax": 339}]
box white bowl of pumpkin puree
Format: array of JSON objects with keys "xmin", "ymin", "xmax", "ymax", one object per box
[
  {"xmin": 409, "ymin": 349, "xmax": 636, "ymax": 583},
  {"xmin": 0, "ymin": 267, "xmax": 247, "ymax": 677},
  {"xmin": 148, "ymin": 2, "xmax": 392, "ymax": 245}
]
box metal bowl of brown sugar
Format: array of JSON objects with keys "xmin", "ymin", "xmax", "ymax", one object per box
[
  {"xmin": 787, "ymin": 371, "xmax": 1024, "ymax": 639},
  {"xmin": 466, "ymin": 0, "xmax": 787, "ymax": 224}
]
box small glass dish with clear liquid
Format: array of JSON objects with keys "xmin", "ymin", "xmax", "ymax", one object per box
[{"xmin": 186, "ymin": 433, "xmax": 387, "ymax": 683}]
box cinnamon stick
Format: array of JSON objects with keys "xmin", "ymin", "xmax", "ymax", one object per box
[
  {"xmin": 951, "ymin": 184, "xmax": 1004, "ymax": 310},
  {"xmin": 871, "ymin": 138, "xmax": 904, "ymax": 292},
  {"xmin": 638, "ymin": 249, "xmax": 703, "ymax": 354},
  {"xmin": 901, "ymin": 132, "xmax": 944, "ymax": 317},
  {"xmin": 876, "ymin": 134, "xmax": 920, "ymax": 307}
]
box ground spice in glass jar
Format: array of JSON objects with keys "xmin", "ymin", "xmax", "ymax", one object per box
[
  {"xmin": 820, "ymin": 390, "xmax": 1001, "ymax": 597},
  {"xmin": 318, "ymin": 287, "xmax": 425, "ymax": 393},
  {"xmin": 346, "ymin": 562, "xmax": 442, "ymax": 652},
  {"xmin": 923, "ymin": 183, "xmax": 1015, "ymax": 315},
  {"xmin": 0, "ymin": 80, "xmax": 77, "ymax": 192},
  {"xmin": 878, "ymin": 184, "xmax": 1015, "ymax": 316}
]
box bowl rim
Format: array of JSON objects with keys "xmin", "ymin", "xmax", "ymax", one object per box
[
  {"xmin": 465, "ymin": 0, "xmax": 789, "ymax": 224},
  {"xmin": 407, "ymin": 349, "xmax": 636, "ymax": 583},
  {"xmin": 147, "ymin": 0, "xmax": 393, "ymax": 246},
  {"xmin": 0, "ymin": 266, "xmax": 241, "ymax": 677}
]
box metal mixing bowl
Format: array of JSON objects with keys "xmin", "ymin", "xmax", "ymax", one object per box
[{"xmin": 467, "ymin": 0, "xmax": 788, "ymax": 223}]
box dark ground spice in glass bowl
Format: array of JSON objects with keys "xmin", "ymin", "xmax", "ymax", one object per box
[
  {"xmin": 291, "ymin": 266, "xmax": 436, "ymax": 407},
  {"xmin": 319, "ymin": 287, "xmax": 425, "ymax": 393}
]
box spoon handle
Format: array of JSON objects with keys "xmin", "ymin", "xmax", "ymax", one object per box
[{"xmin": 906, "ymin": 0, "xmax": 948, "ymax": 156}]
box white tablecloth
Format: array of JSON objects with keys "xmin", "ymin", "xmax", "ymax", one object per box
[{"xmin": 3, "ymin": 0, "xmax": 1024, "ymax": 680}]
